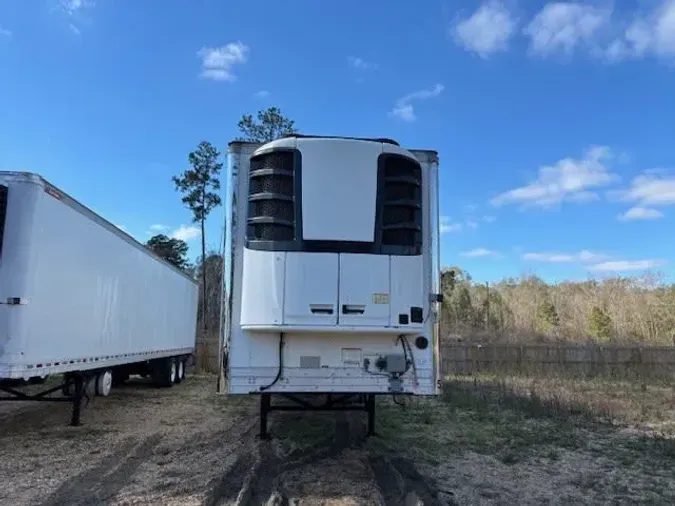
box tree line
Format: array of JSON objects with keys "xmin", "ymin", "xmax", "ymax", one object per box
[
  {"xmin": 441, "ymin": 267, "xmax": 675, "ymax": 346},
  {"xmin": 145, "ymin": 106, "xmax": 298, "ymax": 333}
]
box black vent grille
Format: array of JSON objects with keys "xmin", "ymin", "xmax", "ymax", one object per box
[
  {"xmin": 247, "ymin": 151, "xmax": 297, "ymax": 243},
  {"xmin": 0, "ymin": 185, "xmax": 7, "ymax": 258},
  {"xmin": 380, "ymin": 156, "xmax": 422, "ymax": 251}
]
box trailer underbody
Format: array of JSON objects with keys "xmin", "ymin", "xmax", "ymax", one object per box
[
  {"xmin": 258, "ymin": 392, "xmax": 377, "ymax": 439},
  {"xmin": 0, "ymin": 354, "xmax": 191, "ymax": 425}
]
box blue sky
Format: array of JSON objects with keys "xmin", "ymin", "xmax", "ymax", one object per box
[{"xmin": 1, "ymin": 0, "xmax": 675, "ymax": 284}]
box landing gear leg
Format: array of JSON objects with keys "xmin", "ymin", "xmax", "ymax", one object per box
[
  {"xmin": 70, "ymin": 374, "xmax": 84, "ymax": 426},
  {"xmin": 366, "ymin": 394, "xmax": 376, "ymax": 437},
  {"xmin": 260, "ymin": 393, "xmax": 271, "ymax": 440}
]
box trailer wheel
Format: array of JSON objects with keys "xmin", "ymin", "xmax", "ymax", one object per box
[
  {"xmin": 151, "ymin": 357, "xmax": 175, "ymax": 388},
  {"xmin": 170, "ymin": 359, "xmax": 177, "ymax": 384},
  {"xmin": 174, "ymin": 359, "xmax": 184, "ymax": 384},
  {"xmin": 84, "ymin": 376, "xmax": 96, "ymax": 398},
  {"xmin": 95, "ymin": 370, "xmax": 113, "ymax": 397}
]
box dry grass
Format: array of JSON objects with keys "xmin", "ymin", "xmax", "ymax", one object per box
[
  {"xmin": 2, "ymin": 372, "xmax": 675, "ymax": 505},
  {"xmin": 447, "ymin": 373, "xmax": 675, "ymax": 435},
  {"xmin": 372, "ymin": 375, "xmax": 675, "ymax": 505}
]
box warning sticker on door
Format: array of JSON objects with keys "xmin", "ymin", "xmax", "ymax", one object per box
[{"xmin": 372, "ymin": 293, "xmax": 389, "ymax": 304}]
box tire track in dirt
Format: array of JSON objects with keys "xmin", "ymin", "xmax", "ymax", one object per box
[
  {"xmin": 248, "ymin": 414, "xmax": 356, "ymax": 504},
  {"xmin": 134, "ymin": 408, "xmax": 260, "ymax": 505},
  {"xmin": 368, "ymin": 451, "xmax": 447, "ymax": 506},
  {"xmin": 204, "ymin": 409, "xmax": 445, "ymax": 505},
  {"xmin": 199, "ymin": 410, "xmax": 264, "ymax": 506},
  {"xmin": 39, "ymin": 433, "xmax": 163, "ymax": 506},
  {"xmin": 204, "ymin": 451, "xmax": 258, "ymax": 506},
  {"xmin": 205, "ymin": 413, "xmax": 358, "ymax": 505}
]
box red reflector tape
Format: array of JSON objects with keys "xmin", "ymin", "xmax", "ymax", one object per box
[{"xmin": 45, "ymin": 186, "xmax": 63, "ymax": 200}]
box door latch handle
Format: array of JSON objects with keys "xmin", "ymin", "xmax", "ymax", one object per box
[
  {"xmin": 310, "ymin": 304, "xmax": 334, "ymax": 315},
  {"xmin": 342, "ymin": 304, "xmax": 365, "ymax": 315}
]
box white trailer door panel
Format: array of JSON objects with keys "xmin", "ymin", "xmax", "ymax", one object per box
[
  {"xmin": 338, "ymin": 254, "xmax": 390, "ymax": 326},
  {"xmin": 390, "ymin": 255, "xmax": 425, "ymax": 328},
  {"xmin": 283, "ymin": 252, "xmax": 338, "ymax": 325}
]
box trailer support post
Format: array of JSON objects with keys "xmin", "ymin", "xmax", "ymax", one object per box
[
  {"xmin": 259, "ymin": 392, "xmax": 271, "ymax": 440},
  {"xmin": 366, "ymin": 394, "xmax": 376, "ymax": 436},
  {"xmin": 70, "ymin": 374, "xmax": 84, "ymax": 426}
]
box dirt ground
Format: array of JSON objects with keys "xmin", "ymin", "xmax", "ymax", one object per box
[{"xmin": 1, "ymin": 374, "xmax": 674, "ymax": 506}]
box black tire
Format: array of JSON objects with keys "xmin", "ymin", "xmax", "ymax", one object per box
[
  {"xmin": 174, "ymin": 358, "xmax": 183, "ymax": 385},
  {"xmin": 151, "ymin": 357, "xmax": 175, "ymax": 388}
]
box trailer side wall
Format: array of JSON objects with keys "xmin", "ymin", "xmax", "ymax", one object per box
[{"xmin": 0, "ymin": 174, "xmax": 198, "ymax": 379}]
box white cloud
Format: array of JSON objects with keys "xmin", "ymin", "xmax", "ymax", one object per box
[
  {"xmin": 483, "ymin": 215, "xmax": 497, "ymax": 223},
  {"xmin": 389, "ymin": 84, "xmax": 444, "ymax": 122},
  {"xmin": 466, "ymin": 220, "xmax": 479, "ymax": 229},
  {"xmin": 618, "ymin": 206, "xmax": 664, "ymax": 221},
  {"xmin": 491, "ymin": 145, "xmax": 618, "ymax": 208},
  {"xmin": 524, "ymin": 250, "xmax": 608, "ymax": 263},
  {"xmin": 524, "ymin": 252, "xmax": 575, "ymax": 263},
  {"xmin": 254, "ymin": 90, "xmax": 270, "ymax": 98},
  {"xmin": 605, "ymin": 0, "xmax": 675, "ymax": 62},
  {"xmin": 524, "ymin": 250, "xmax": 665, "ymax": 273},
  {"xmin": 197, "ymin": 42, "xmax": 249, "ymax": 82},
  {"xmin": 440, "ymin": 216, "xmax": 462, "ymax": 233},
  {"xmin": 578, "ymin": 250, "xmax": 608, "ymax": 263},
  {"xmin": 149, "ymin": 224, "xmax": 170, "ymax": 233},
  {"xmin": 347, "ymin": 56, "xmax": 378, "ymax": 71},
  {"xmin": 613, "ymin": 171, "xmax": 675, "ymax": 207},
  {"xmin": 60, "ymin": 0, "xmax": 94, "ymax": 15},
  {"xmin": 524, "ymin": 3, "xmax": 611, "ymax": 57},
  {"xmin": 452, "ymin": 1, "xmax": 517, "ymax": 57},
  {"xmin": 57, "ymin": 0, "xmax": 95, "ymax": 34},
  {"xmin": 171, "ymin": 225, "xmax": 201, "ymax": 242},
  {"xmin": 461, "ymin": 248, "xmax": 501, "ymax": 258},
  {"xmin": 0, "ymin": 27, "xmax": 11, "ymax": 38},
  {"xmin": 587, "ymin": 259, "xmax": 667, "ymax": 273},
  {"xmin": 390, "ymin": 103, "xmax": 415, "ymax": 122},
  {"xmin": 519, "ymin": 1, "xmax": 675, "ymax": 63}
]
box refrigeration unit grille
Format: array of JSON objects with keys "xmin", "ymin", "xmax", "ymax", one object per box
[
  {"xmin": 0, "ymin": 185, "xmax": 7, "ymax": 258},
  {"xmin": 247, "ymin": 151, "xmax": 297, "ymax": 243},
  {"xmin": 379, "ymin": 155, "xmax": 422, "ymax": 253}
]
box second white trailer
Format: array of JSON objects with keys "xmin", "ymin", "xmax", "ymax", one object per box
[
  {"xmin": 0, "ymin": 171, "xmax": 199, "ymax": 425},
  {"xmin": 222, "ymin": 135, "xmax": 443, "ymax": 437}
]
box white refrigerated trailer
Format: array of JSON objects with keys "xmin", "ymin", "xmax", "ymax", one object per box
[
  {"xmin": 222, "ymin": 135, "xmax": 443, "ymax": 437},
  {"xmin": 0, "ymin": 171, "xmax": 198, "ymax": 425}
]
